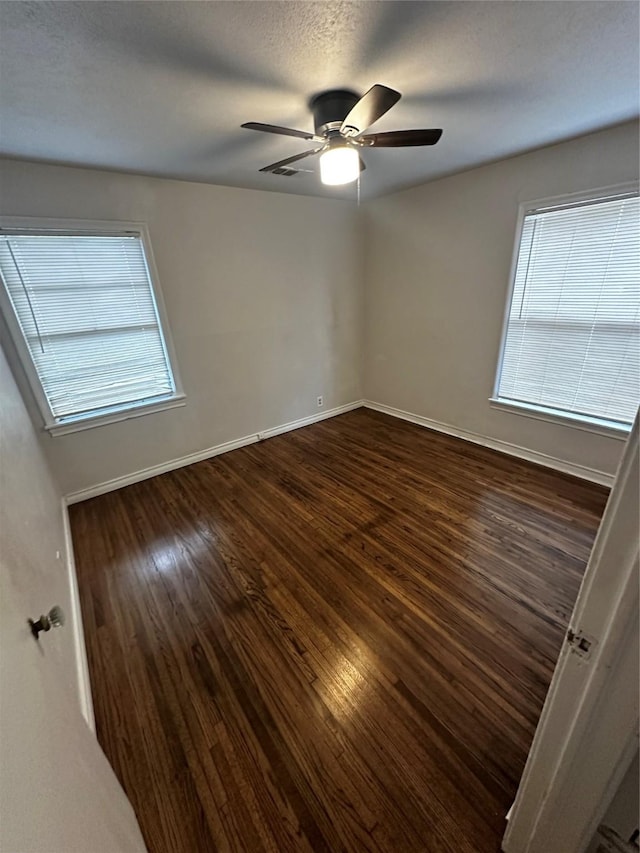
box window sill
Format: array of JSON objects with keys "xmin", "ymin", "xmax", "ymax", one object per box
[
  {"xmin": 489, "ymin": 397, "xmax": 631, "ymax": 440},
  {"xmin": 45, "ymin": 394, "xmax": 186, "ymax": 436}
]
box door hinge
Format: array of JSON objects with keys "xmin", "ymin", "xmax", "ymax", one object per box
[{"xmin": 566, "ymin": 627, "xmax": 597, "ymax": 659}]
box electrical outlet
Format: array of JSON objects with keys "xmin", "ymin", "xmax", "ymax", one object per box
[{"xmin": 317, "ymin": 396, "xmax": 323, "ymax": 407}]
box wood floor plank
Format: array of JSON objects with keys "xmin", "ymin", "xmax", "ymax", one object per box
[{"xmin": 70, "ymin": 409, "xmax": 608, "ymax": 852}]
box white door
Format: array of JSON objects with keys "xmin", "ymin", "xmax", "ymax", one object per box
[
  {"xmin": 503, "ymin": 417, "xmax": 639, "ymax": 853},
  {"xmin": 0, "ymin": 577, "xmax": 148, "ymax": 853},
  {"xmin": 0, "ymin": 343, "xmax": 147, "ymax": 853}
]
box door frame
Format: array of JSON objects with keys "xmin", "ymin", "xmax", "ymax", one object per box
[{"xmin": 503, "ymin": 417, "xmax": 639, "ymax": 853}]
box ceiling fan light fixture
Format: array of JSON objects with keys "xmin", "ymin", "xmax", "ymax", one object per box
[
  {"xmin": 244, "ymin": 84, "xmax": 443, "ymax": 183},
  {"xmin": 319, "ymin": 145, "xmax": 359, "ymax": 186}
]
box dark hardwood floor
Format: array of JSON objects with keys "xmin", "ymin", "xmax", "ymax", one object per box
[{"xmin": 70, "ymin": 409, "xmax": 608, "ymax": 853}]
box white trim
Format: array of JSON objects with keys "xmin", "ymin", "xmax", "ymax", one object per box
[
  {"xmin": 0, "ymin": 215, "xmax": 155, "ymax": 234},
  {"xmin": 137, "ymin": 220, "xmax": 184, "ymax": 398},
  {"xmin": 363, "ymin": 400, "xmax": 614, "ymax": 487},
  {"xmin": 61, "ymin": 498, "xmax": 95, "ymax": 732},
  {"xmin": 516, "ymin": 181, "xmax": 639, "ymax": 218},
  {"xmin": 64, "ymin": 400, "xmax": 364, "ymax": 504},
  {"xmin": 65, "ymin": 433, "xmax": 259, "ymax": 503},
  {"xmin": 492, "ymin": 195, "xmax": 528, "ymax": 398},
  {"xmin": 489, "ymin": 397, "xmax": 630, "ymax": 440},
  {"xmin": 257, "ymin": 402, "xmax": 361, "ymax": 440},
  {"xmin": 47, "ymin": 394, "xmax": 186, "ymax": 436}
]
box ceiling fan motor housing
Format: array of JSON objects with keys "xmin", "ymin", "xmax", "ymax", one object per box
[{"xmin": 310, "ymin": 89, "xmax": 360, "ymax": 135}]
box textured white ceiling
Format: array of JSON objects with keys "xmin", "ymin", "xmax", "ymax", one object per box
[{"xmin": 0, "ymin": 1, "xmax": 638, "ymax": 200}]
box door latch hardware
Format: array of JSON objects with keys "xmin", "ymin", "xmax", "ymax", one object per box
[{"xmin": 566, "ymin": 627, "xmax": 596, "ymax": 659}]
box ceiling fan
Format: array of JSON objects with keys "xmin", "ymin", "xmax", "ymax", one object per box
[{"xmin": 241, "ymin": 84, "xmax": 442, "ymax": 186}]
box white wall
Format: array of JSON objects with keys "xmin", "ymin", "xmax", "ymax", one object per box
[
  {"xmin": 1, "ymin": 122, "xmax": 638, "ymax": 495},
  {"xmin": 363, "ymin": 121, "xmax": 639, "ymax": 479},
  {"xmin": 0, "ymin": 159, "xmax": 364, "ymax": 495},
  {"xmin": 0, "ymin": 340, "xmax": 146, "ymax": 851}
]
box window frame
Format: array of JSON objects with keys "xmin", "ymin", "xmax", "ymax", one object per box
[
  {"xmin": 490, "ymin": 182, "xmax": 639, "ymax": 440},
  {"xmin": 0, "ymin": 216, "xmax": 185, "ymax": 436}
]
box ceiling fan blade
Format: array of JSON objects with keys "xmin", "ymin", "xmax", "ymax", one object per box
[
  {"xmin": 360, "ymin": 129, "xmax": 443, "ymax": 147},
  {"xmin": 359, "ymin": 157, "xmax": 366, "ymax": 173},
  {"xmin": 340, "ymin": 84, "xmax": 401, "ymax": 135},
  {"xmin": 242, "ymin": 122, "xmax": 323, "ymax": 142},
  {"xmin": 259, "ymin": 147, "xmax": 324, "ymax": 173}
]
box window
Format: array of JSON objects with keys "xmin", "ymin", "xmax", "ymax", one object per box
[
  {"xmin": 493, "ymin": 188, "xmax": 640, "ymax": 433},
  {"xmin": 0, "ymin": 220, "xmax": 183, "ymax": 434}
]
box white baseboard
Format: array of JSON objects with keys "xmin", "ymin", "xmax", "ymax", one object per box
[
  {"xmin": 363, "ymin": 401, "xmax": 614, "ymax": 487},
  {"xmin": 66, "ymin": 433, "xmax": 260, "ymax": 504},
  {"xmin": 65, "ymin": 400, "xmax": 364, "ymax": 504},
  {"xmin": 61, "ymin": 499, "xmax": 95, "ymax": 732},
  {"xmin": 257, "ymin": 400, "xmax": 363, "ymax": 440}
]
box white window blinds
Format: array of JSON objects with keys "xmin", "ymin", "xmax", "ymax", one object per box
[
  {"xmin": 496, "ymin": 192, "xmax": 640, "ymax": 427},
  {"xmin": 0, "ymin": 231, "xmax": 176, "ymax": 424}
]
